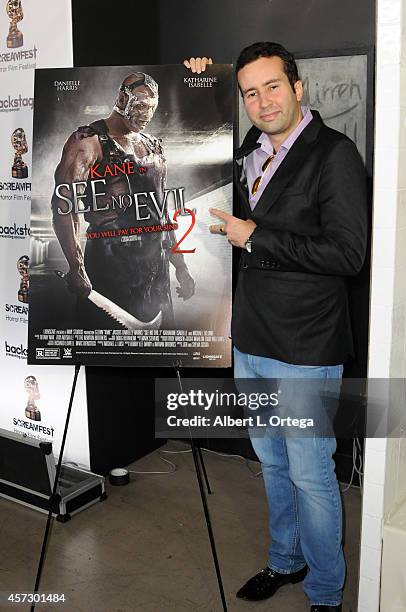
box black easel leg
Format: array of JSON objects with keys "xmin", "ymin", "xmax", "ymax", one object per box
[
  {"xmin": 30, "ymin": 364, "xmax": 81, "ymax": 612},
  {"xmin": 196, "ymin": 443, "xmax": 212, "ymax": 495},
  {"xmin": 176, "ymin": 369, "xmax": 228, "ymax": 612}
]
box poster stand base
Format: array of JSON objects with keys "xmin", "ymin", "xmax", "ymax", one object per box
[{"xmin": 30, "ymin": 363, "xmax": 228, "ymax": 611}]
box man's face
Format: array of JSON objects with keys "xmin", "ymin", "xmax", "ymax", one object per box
[
  {"xmin": 238, "ymin": 56, "xmax": 303, "ymax": 142},
  {"xmin": 123, "ymin": 84, "xmax": 158, "ymax": 132}
]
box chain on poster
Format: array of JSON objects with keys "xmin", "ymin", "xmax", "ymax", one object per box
[{"xmin": 28, "ymin": 65, "xmax": 233, "ymax": 367}]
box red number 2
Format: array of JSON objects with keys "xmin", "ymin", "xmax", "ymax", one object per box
[{"xmin": 171, "ymin": 208, "xmax": 196, "ymax": 253}]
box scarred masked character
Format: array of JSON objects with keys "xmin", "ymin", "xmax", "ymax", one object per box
[{"xmin": 51, "ymin": 73, "xmax": 195, "ymax": 329}]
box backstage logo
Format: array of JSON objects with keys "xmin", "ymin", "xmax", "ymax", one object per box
[
  {"xmin": 0, "ymin": 222, "xmax": 30, "ymax": 239},
  {"xmin": 53, "ymin": 80, "xmax": 80, "ymax": 91},
  {"xmin": 5, "ymin": 340, "xmax": 27, "ymax": 359},
  {"xmin": 183, "ymin": 76, "xmax": 218, "ymax": 88},
  {"xmin": 0, "ymin": 93, "xmax": 33, "ymax": 112}
]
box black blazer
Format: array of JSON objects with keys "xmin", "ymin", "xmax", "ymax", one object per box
[{"xmin": 232, "ymin": 110, "xmax": 367, "ymax": 366}]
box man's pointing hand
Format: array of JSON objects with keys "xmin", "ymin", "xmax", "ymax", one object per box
[{"xmin": 209, "ymin": 208, "xmax": 256, "ymax": 249}]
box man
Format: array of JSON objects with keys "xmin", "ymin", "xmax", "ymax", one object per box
[
  {"xmin": 185, "ymin": 43, "xmax": 366, "ymax": 612},
  {"xmin": 52, "ymin": 72, "xmax": 195, "ymax": 328}
]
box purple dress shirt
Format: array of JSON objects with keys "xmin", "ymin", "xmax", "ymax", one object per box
[{"xmin": 245, "ymin": 107, "xmax": 313, "ymax": 209}]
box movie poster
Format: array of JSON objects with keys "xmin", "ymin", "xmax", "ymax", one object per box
[{"xmin": 28, "ymin": 65, "xmax": 233, "ymax": 367}]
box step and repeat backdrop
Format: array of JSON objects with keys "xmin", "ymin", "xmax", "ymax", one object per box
[
  {"xmin": 0, "ymin": 2, "xmax": 233, "ymax": 469},
  {"xmin": 0, "ymin": 0, "xmax": 90, "ymax": 467}
]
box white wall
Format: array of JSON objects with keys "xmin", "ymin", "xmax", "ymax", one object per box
[{"xmin": 358, "ymin": 0, "xmax": 406, "ymax": 609}]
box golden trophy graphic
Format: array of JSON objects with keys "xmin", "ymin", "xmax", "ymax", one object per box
[
  {"xmin": 17, "ymin": 255, "xmax": 29, "ymax": 303},
  {"xmin": 6, "ymin": 0, "xmax": 24, "ymax": 48},
  {"xmin": 24, "ymin": 376, "xmax": 41, "ymax": 421},
  {"xmin": 11, "ymin": 128, "xmax": 28, "ymax": 179}
]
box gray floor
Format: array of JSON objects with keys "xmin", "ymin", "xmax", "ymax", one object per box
[{"xmin": 0, "ymin": 441, "xmax": 361, "ymax": 611}]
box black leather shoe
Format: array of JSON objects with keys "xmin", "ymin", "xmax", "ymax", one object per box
[
  {"xmin": 310, "ymin": 606, "xmax": 342, "ymax": 611},
  {"xmin": 236, "ymin": 565, "xmax": 308, "ymax": 601}
]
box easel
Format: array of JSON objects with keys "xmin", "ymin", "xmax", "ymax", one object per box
[
  {"xmin": 30, "ymin": 364, "xmax": 81, "ymax": 612},
  {"xmin": 31, "ymin": 363, "xmax": 228, "ymax": 611},
  {"xmin": 174, "ymin": 366, "xmax": 227, "ymax": 611}
]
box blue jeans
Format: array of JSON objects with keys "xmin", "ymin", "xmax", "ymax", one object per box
[{"xmin": 234, "ymin": 347, "xmax": 345, "ymax": 607}]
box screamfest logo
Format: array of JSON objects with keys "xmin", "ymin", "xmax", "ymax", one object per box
[
  {"xmin": 0, "ymin": 182, "xmax": 30, "ymax": 191},
  {"xmin": 0, "ymin": 93, "xmax": 34, "ymax": 112},
  {"xmin": 0, "ymin": 184, "xmax": 30, "ymax": 202},
  {"xmin": 5, "ymin": 255, "xmax": 29, "ymax": 323},
  {"xmin": 0, "ymin": 45, "xmax": 38, "ymax": 62},
  {"xmin": 13, "ymin": 419, "xmax": 54, "ymax": 438},
  {"xmin": 13, "ymin": 375, "xmax": 55, "ymax": 437},
  {"xmin": 53, "ymin": 80, "xmax": 80, "ymax": 92},
  {"xmin": 7, "ymin": 375, "xmax": 54, "ymax": 441},
  {"xmin": 5, "ymin": 302, "xmax": 28, "ymax": 324},
  {"xmin": 0, "ymin": 2, "xmax": 37, "ymax": 72},
  {"xmin": 184, "ymin": 76, "xmax": 218, "ymax": 88}
]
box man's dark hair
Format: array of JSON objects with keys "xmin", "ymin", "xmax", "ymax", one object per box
[{"xmin": 236, "ymin": 42, "xmax": 300, "ymax": 91}]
